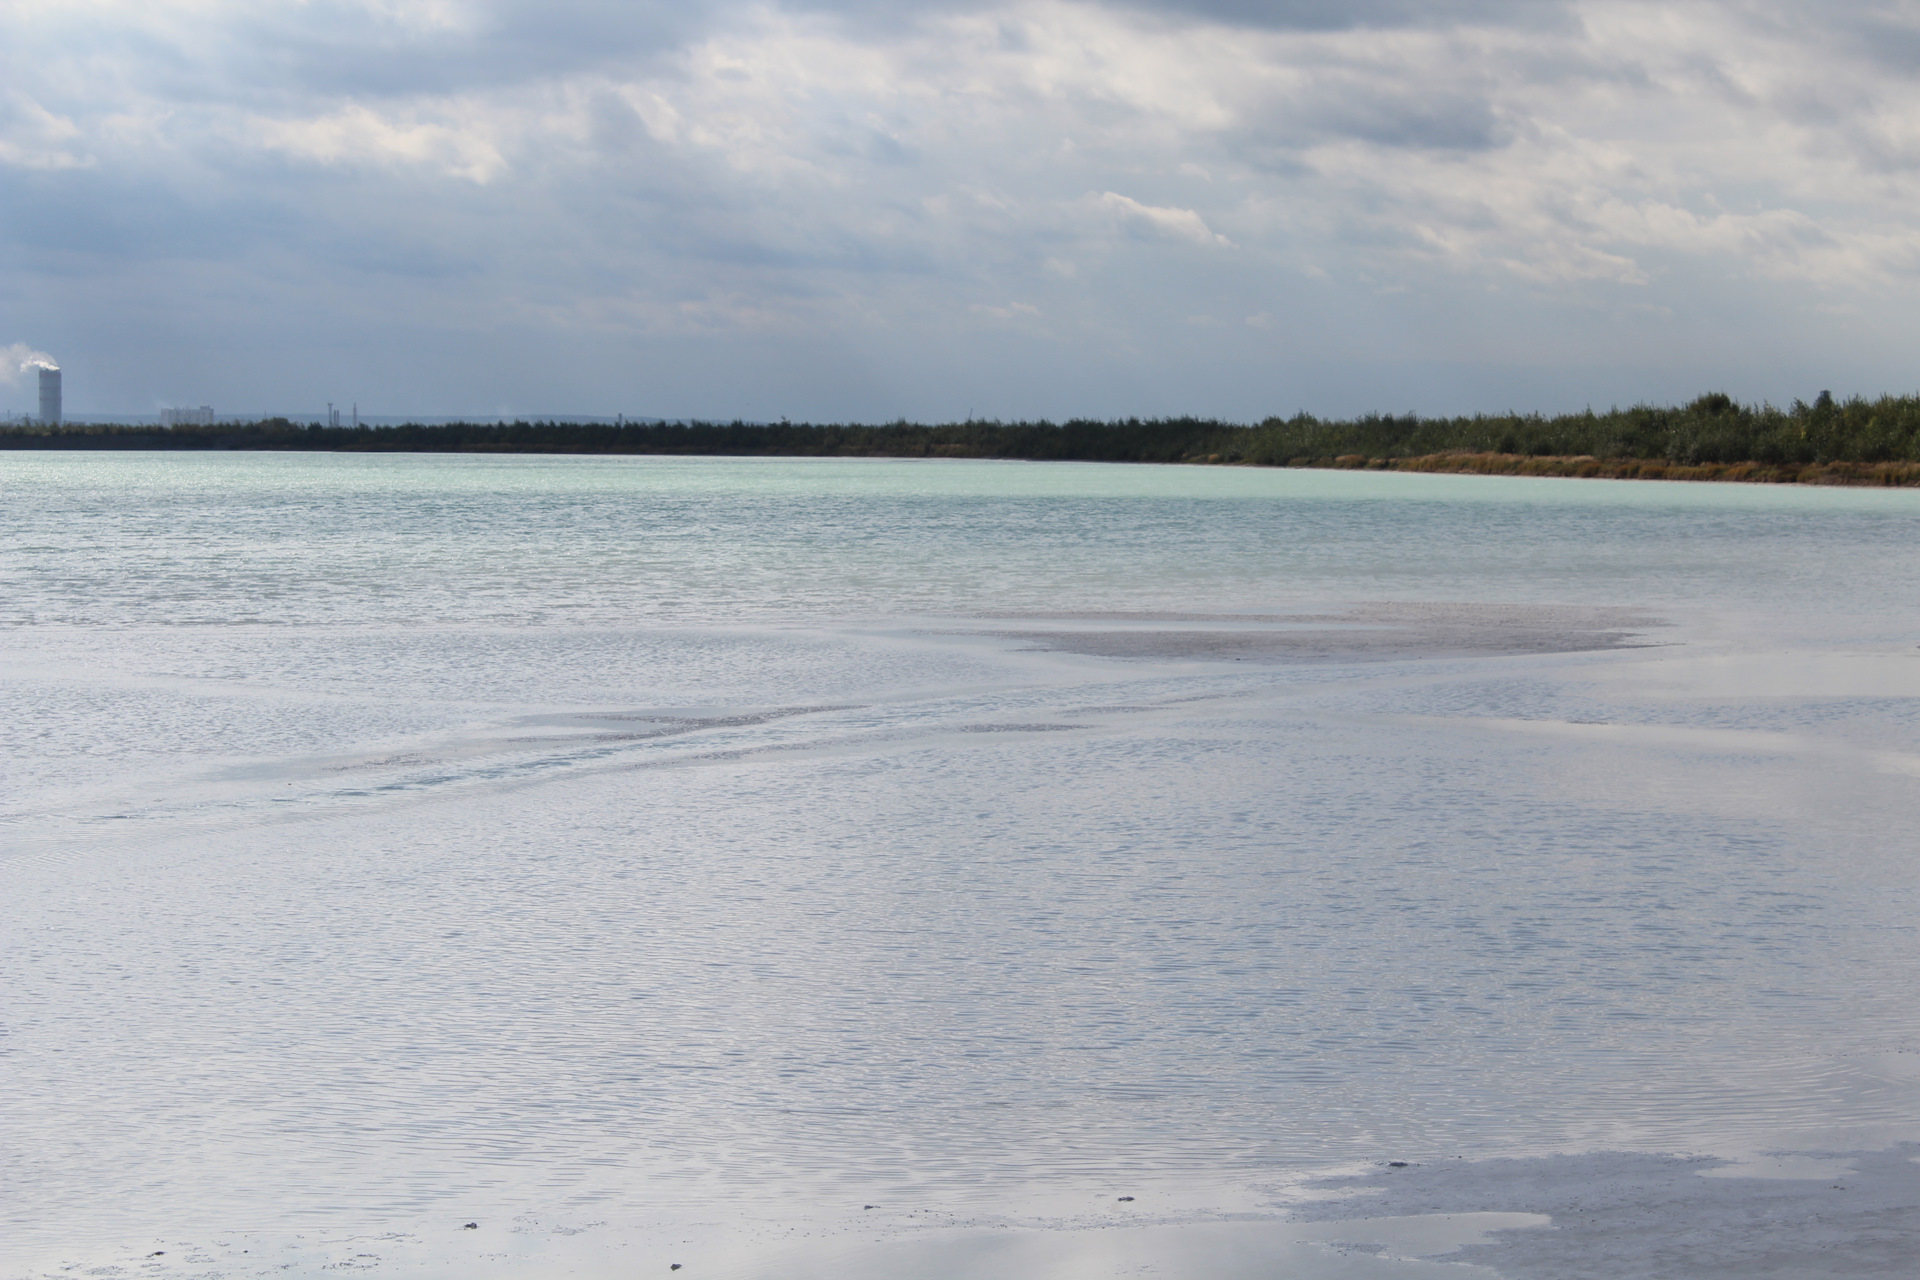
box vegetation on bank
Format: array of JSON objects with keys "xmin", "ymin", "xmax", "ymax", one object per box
[{"xmin": 9, "ymin": 392, "xmax": 1920, "ymax": 483}]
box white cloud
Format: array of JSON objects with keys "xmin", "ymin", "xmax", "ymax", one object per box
[
  {"xmin": 1097, "ymin": 191, "xmax": 1235, "ymax": 246},
  {"xmin": 250, "ymin": 104, "xmax": 507, "ymax": 182},
  {"xmin": 0, "ymin": 92, "xmax": 90, "ymax": 170},
  {"xmin": 972, "ymin": 301, "xmax": 1043, "ymax": 319}
]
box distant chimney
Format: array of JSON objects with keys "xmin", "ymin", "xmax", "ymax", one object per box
[{"xmin": 38, "ymin": 366, "xmax": 61, "ymax": 426}]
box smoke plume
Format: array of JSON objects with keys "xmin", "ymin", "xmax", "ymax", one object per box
[{"xmin": 3, "ymin": 343, "xmax": 59, "ymax": 385}]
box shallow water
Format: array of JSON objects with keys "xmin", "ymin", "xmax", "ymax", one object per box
[{"xmin": 4, "ymin": 454, "xmax": 1919, "ymax": 1277}]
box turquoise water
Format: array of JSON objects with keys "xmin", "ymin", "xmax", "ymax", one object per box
[
  {"xmin": 7, "ymin": 452, "xmax": 1920, "ymax": 628},
  {"xmin": 4, "ymin": 453, "xmax": 1919, "ymax": 1278}
]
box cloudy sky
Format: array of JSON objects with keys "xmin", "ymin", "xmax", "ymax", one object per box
[{"xmin": 3, "ymin": 0, "xmax": 1919, "ymax": 421}]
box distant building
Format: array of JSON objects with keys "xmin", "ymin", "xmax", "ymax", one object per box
[
  {"xmin": 38, "ymin": 367, "xmax": 60, "ymax": 426},
  {"xmin": 161, "ymin": 405, "xmax": 216, "ymax": 427}
]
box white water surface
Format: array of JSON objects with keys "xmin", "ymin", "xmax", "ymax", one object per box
[{"xmin": 4, "ymin": 453, "xmax": 1919, "ymax": 1278}]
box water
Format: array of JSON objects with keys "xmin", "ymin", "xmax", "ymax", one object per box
[{"xmin": 4, "ymin": 453, "xmax": 1919, "ymax": 1277}]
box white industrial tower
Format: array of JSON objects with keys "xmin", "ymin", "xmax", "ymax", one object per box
[{"xmin": 38, "ymin": 366, "xmax": 60, "ymax": 426}]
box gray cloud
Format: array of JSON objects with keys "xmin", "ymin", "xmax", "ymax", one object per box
[
  {"xmin": 1124, "ymin": 0, "xmax": 1570, "ymax": 30},
  {"xmin": 790, "ymin": 0, "xmax": 1570, "ymax": 34},
  {"xmin": 3, "ymin": 1, "xmax": 1919, "ymax": 422},
  {"xmin": 227, "ymin": 2, "xmax": 705, "ymax": 95}
]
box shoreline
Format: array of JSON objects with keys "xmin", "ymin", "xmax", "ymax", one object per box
[
  {"xmin": 1232, "ymin": 451, "xmax": 1920, "ymax": 486},
  {"xmin": 8, "ymin": 437, "xmax": 1920, "ymax": 486}
]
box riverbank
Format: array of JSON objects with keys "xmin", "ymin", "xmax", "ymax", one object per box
[{"xmin": 1247, "ymin": 451, "xmax": 1920, "ymax": 486}]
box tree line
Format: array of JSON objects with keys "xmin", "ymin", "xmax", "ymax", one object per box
[{"xmin": 8, "ymin": 393, "xmax": 1920, "ymax": 475}]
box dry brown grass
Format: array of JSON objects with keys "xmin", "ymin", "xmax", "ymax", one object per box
[{"xmin": 1365, "ymin": 453, "xmax": 1920, "ymax": 486}]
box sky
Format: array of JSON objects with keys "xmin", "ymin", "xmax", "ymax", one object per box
[{"xmin": 3, "ymin": 0, "xmax": 1920, "ymax": 422}]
